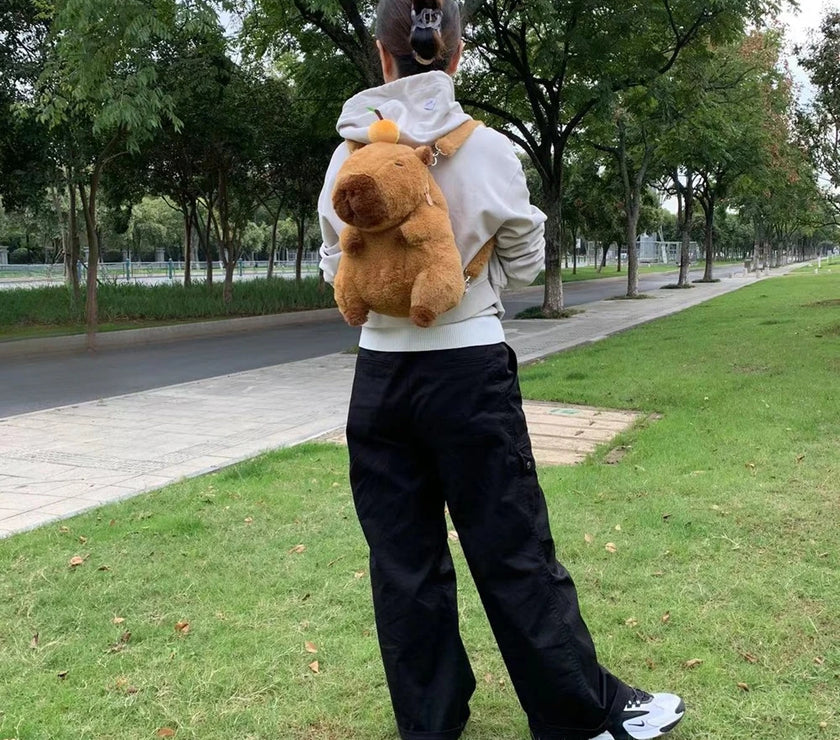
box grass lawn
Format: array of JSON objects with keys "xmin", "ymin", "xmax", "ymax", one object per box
[
  {"xmin": 0, "ymin": 278, "xmax": 336, "ymax": 343},
  {"xmin": 1, "ymin": 272, "xmax": 838, "ymax": 739},
  {"xmin": 532, "ymin": 262, "xmax": 687, "ymax": 286}
]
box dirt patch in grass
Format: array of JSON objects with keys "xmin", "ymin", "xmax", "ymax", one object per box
[
  {"xmin": 816, "ymin": 322, "xmax": 840, "ymax": 337},
  {"xmin": 804, "ymin": 298, "xmax": 840, "ymax": 308},
  {"xmin": 607, "ymin": 294, "xmax": 654, "ymax": 301},
  {"xmin": 514, "ymin": 307, "xmax": 582, "ymax": 319},
  {"xmin": 603, "ymin": 445, "xmax": 631, "ymax": 465},
  {"xmin": 732, "ymin": 364, "xmax": 772, "ymax": 375}
]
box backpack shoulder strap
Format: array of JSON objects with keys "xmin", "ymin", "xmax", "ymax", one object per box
[{"xmin": 433, "ymin": 119, "xmax": 484, "ymax": 159}]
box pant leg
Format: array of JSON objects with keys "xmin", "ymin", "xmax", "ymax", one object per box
[
  {"xmin": 411, "ymin": 343, "xmax": 630, "ymax": 740},
  {"xmin": 347, "ymin": 350, "xmax": 475, "ymax": 740}
]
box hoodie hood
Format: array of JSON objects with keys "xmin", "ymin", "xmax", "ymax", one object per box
[{"xmin": 337, "ymin": 71, "xmax": 472, "ymax": 148}]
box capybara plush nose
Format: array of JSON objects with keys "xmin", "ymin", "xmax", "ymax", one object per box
[{"xmin": 333, "ymin": 174, "xmax": 388, "ymax": 228}]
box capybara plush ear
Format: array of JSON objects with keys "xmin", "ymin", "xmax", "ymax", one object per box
[{"xmin": 414, "ymin": 146, "xmax": 434, "ymax": 166}]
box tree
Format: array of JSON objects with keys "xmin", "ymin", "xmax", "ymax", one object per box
[
  {"xmin": 587, "ymin": 85, "xmax": 673, "ymax": 296},
  {"xmin": 798, "ymin": 11, "xmax": 840, "ymax": 224},
  {"xmin": 458, "ymin": 0, "xmax": 783, "ymax": 313},
  {"xmin": 0, "ymin": 1, "xmax": 53, "ymax": 215},
  {"xmin": 38, "ymin": 0, "xmax": 216, "ymax": 346},
  {"xmin": 242, "ymin": 0, "xmax": 381, "ymax": 89}
]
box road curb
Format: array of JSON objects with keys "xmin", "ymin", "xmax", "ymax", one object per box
[{"xmin": 0, "ymin": 307, "xmax": 343, "ymax": 359}]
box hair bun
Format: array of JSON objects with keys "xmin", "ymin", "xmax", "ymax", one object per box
[{"xmin": 410, "ymin": 0, "xmax": 446, "ymax": 66}]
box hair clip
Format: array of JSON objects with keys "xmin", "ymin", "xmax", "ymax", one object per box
[{"xmin": 411, "ymin": 7, "xmax": 443, "ymax": 32}]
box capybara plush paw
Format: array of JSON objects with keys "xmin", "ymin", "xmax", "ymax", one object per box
[
  {"xmin": 409, "ymin": 306, "xmax": 436, "ymax": 328},
  {"xmin": 343, "ymin": 307, "xmax": 369, "ymax": 326}
]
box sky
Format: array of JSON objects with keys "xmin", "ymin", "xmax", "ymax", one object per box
[{"xmin": 780, "ymin": 0, "xmax": 839, "ymax": 102}]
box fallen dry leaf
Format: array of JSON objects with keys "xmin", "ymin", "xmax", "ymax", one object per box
[
  {"xmin": 78, "ymin": 536, "xmax": 88, "ymax": 545},
  {"xmin": 289, "ymin": 544, "xmax": 306, "ymax": 554},
  {"xmin": 68, "ymin": 555, "xmax": 85, "ymax": 568},
  {"xmin": 614, "ymin": 524, "xmax": 622, "ymax": 532},
  {"xmin": 625, "ymin": 617, "xmax": 639, "ymax": 628},
  {"xmin": 156, "ymin": 729, "xmax": 176, "ymax": 738},
  {"xmin": 819, "ymin": 721, "xmax": 828, "ymax": 730},
  {"xmin": 584, "ymin": 533, "xmax": 594, "ymax": 544},
  {"xmin": 244, "ymin": 517, "xmax": 253, "ymax": 525},
  {"xmin": 97, "ymin": 565, "xmax": 110, "ymax": 572},
  {"xmin": 796, "ymin": 454, "xmax": 806, "ymax": 464},
  {"xmin": 174, "ymin": 621, "xmax": 190, "ymax": 635},
  {"xmin": 605, "ymin": 542, "xmax": 617, "ymax": 553},
  {"xmin": 814, "ymin": 656, "xmax": 825, "ymax": 665},
  {"xmin": 736, "ymin": 682, "xmax": 749, "ymax": 692},
  {"xmin": 448, "ymin": 530, "xmax": 459, "ymax": 542},
  {"xmin": 484, "ymin": 673, "xmax": 493, "ymax": 684},
  {"xmin": 741, "ymin": 652, "xmax": 758, "ymax": 664},
  {"xmin": 30, "ymin": 633, "xmax": 39, "ymax": 649},
  {"xmin": 59, "ymin": 526, "xmax": 70, "ymax": 534},
  {"xmin": 354, "ymin": 571, "xmax": 366, "ymax": 579},
  {"xmin": 683, "ymin": 659, "xmax": 703, "ymax": 669},
  {"xmin": 305, "ymin": 641, "xmax": 318, "ymax": 654},
  {"xmin": 113, "ymin": 617, "xmax": 125, "ymax": 625},
  {"xmin": 645, "ymin": 658, "xmax": 656, "ymax": 670},
  {"xmin": 308, "ymin": 660, "xmax": 320, "ymax": 674},
  {"xmin": 57, "ymin": 670, "xmax": 69, "ymax": 680},
  {"xmin": 661, "ymin": 611, "xmax": 671, "ymax": 624},
  {"xmin": 120, "ymin": 631, "xmax": 131, "ymax": 644},
  {"xmin": 115, "ymin": 677, "xmax": 139, "ymax": 694}
]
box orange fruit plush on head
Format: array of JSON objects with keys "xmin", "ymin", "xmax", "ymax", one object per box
[{"xmin": 369, "ymin": 118, "xmax": 400, "ymax": 144}]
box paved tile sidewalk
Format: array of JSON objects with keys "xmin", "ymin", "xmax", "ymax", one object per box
[{"xmin": 0, "ymin": 270, "xmax": 789, "ymax": 538}]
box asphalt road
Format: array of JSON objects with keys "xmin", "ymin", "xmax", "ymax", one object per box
[{"xmin": 0, "ymin": 269, "xmax": 708, "ymax": 417}]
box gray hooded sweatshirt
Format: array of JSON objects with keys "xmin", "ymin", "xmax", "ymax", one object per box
[{"xmin": 318, "ymin": 71, "xmax": 546, "ymax": 352}]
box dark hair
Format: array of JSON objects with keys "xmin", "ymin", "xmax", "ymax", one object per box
[{"xmin": 376, "ymin": 0, "xmax": 462, "ymax": 78}]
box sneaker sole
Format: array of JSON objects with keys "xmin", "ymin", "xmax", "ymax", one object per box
[{"xmin": 530, "ymin": 699, "xmax": 685, "ymax": 740}]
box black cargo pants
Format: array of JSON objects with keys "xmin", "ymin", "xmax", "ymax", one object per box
[{"xmin": 346, "ymin": 343, "xmax": 630, "ymax": 740}]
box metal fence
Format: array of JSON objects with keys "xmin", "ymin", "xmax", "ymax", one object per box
[{"xmin": 0, "ymin": 257, "xmax": 322, "ymax": 285}]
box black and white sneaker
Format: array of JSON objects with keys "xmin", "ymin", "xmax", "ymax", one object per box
[{"xmin": 590, "ymin": 688, "xmax": 685, "ymax": 739}]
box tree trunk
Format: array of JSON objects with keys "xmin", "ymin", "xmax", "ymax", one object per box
[
  {"xmin": 541, "ymin": 194, "xmax": 565, "ymax": 316},
  {"xmin": 295, "ymin": 215, "xmax": 305, "ymax": 283},
  {"xmin": 267, "ymin": 210, "xmax": 280, "ymax": 280},
  {"xmin": 572, "ymin": 227, "xmax": 578, "ymax": 275},
  {"xmin": 751, "ymin": 223, "xmax": 763, "ymax": 273},
  {"xmin": 217, "ymin": 171, "xmax": 235, "ymax": 304},
  {"xmin": 204, "ymin": 200, "xmax": 214, "ymax": 286},
  {"xmin": 677, "ymin": 173, "xmax": 694, "ymax": 288},
  {"xmin": 51, "ymin": 185, "xmax": 68, "ymax": 268},
  {"xmin": 625, "ymin": 212, "xmax": 640, "ymax": 297},
  {"xmin": 66, "ymin": 171, "xmax": 82, "ymax": 303},
  {"xmin": 183, "ymin": 201, "xmax": 194, "ymax": 286},
  {"xmin": 78, "ymin": 177, "xmax": 101, "ymax": 351},
  {"xmin": 599, "ymin": 242, "xmax": 608, "ymax": 271},
  {"xmin": 701, "ymin": 195, "xmax": 715, "ymax": 282}
]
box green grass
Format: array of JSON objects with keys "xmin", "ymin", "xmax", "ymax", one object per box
[
  {"xmin": 1, "ymin": 272, "xmax": 839, "ymax": 739},
  {"xmin": 792, "ymin": 255, "xmax": 840, "ymax": 273},
  {"xmin": 530, "ymin": 263, "xmax": 682, "ymax": 286},
  {"xmin": 0, "ymin": 278, "xmax": 337, "ymax": 341}
]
